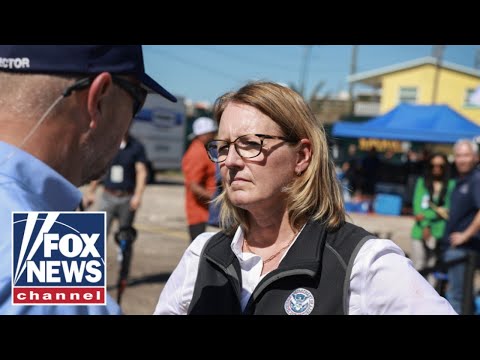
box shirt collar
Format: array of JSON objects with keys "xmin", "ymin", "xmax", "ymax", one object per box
[
  {"xmin": 229, "ymin": 223, "xmax": 308, "ymax": 260},
  {"xmin": 0, "ymin": 141, "xmax": 82, "ymax": 210},
  {"xmin": 230, "ymin": 226, "xmax": 245, "ymax": 257}
]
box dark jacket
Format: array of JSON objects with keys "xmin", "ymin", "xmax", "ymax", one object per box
[
  {"xmin": 188, "ymin": 220, "xmax": 374, "ymax": 315},
  {"xmin": 443, "ymin": 167, "xmax": 480, "ymax": 252}
]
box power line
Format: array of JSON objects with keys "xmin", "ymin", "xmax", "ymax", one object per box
[
  {"xmin": 195, "ymin": 45, "xmax": 298, "ymax": 73},
  {"xmin": 148, "ymin": 47, "xmax": 242, "ymax": 82}
]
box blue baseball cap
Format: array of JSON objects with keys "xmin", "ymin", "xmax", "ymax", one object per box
[{"xmin": 0, "ymin": 45, "xmax": 177, "ymax": 102}]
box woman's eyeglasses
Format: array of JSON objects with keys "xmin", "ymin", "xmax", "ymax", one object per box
[
  {"xmin": 205, "ymin": 133, "xmax": 298, "ymax": 163},
  {"xmin": 63, "ymin": 75, "xmax": 147, "ymax": 117}
]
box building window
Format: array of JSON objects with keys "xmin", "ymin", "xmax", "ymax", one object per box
[
  {"xmin": 464, "ymin": 87, "xmax": 480, "ymax": 108},
  {"xmin": 398, "ymin": 87, "xmax": 417, "ymax": 104}
]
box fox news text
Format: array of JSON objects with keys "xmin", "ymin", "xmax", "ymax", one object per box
[{"xmin": 12, "ymin": 212, "xmax": 106, "ymax": 305}]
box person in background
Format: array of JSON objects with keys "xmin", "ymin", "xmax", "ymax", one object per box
[
  {"xmin": 361, "ymin": 146, "xmax": 380, "ymax": 201},
  {"xmin": 441, "ymin": 139, "xmax": 480, "ymax": 314},
  {"xmin": 154, "ymin": 81, "xmax": 456, "ymax": 315},
  {"xmin": 403, "ymin": 149, "xmax": 422, "ymax": 212},
  {"xmin": 0, "ymin": 45, "xmax": 176, "ymax": 315},
  {"xmin": 182, "ymin": 117, "xmax": 218, "ymax": 242},
  {"xmin": 83, "ymin": 130, "xmax": 148, "ymax": 238},
  {"xmin": 382, "ymin": 150, "xmax": 395, "ymax": 162},
  {"xmin": 410, "ymin": 153, "xmax": 455, "ymax": 283},
  {"xmin": 207, "ymin": 162, "xmax": 222, "ymax": 229},
  {"xmin": 341, "ymin": 143, "xmax": 362, "ymax": 200},
  {"xmin": 82, "ymin": 129, "xmax": 149, "ymax": 299}
]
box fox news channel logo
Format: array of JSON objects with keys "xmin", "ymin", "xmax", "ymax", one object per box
[{"xmin": 12, "ymin": 212, "xmax": 106, "ymax": 305}]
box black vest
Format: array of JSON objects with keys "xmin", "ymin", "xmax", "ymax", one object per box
[{"xmin": 188, "ymin": 220, "xmax": 374, "ymax": 315}]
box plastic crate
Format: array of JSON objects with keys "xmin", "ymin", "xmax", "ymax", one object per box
[
  {"xmin": 345, "ymin": 201, "xmax": 370, "ymax": 213},
  {"xmin": 373, "ymin": 193, "xmax": 403, "ymax": 216}
]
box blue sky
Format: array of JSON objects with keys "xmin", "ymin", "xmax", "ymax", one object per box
[{"xmin": 143, "ymin": 45, "xmax": 480, "ymax": 104}]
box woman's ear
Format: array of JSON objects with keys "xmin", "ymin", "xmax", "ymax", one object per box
[
  {"xmin": 87, "ymin": 72, "xmax": 113, "ymax": 129},
  {"xmin": 296, "ymin": 138, "xmax": 312, "ymax": 175}
]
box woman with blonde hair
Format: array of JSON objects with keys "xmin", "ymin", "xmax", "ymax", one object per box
[{"xmin": 154, "ymin": 81, "xmax": 455, "ymax": 315}]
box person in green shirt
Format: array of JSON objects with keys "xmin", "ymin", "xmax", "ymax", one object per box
[{"xmin": 410, "ymin": 152, "xmax": 455, "ymax": 283}]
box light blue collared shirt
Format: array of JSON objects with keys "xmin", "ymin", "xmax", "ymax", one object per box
[{"xmin": 0, "ymin": 141, "xmax": 122, "ymax": 315}]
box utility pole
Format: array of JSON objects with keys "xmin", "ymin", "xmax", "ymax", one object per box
[
  {"xmin": 475, "ymin": 48, "xmax": 480, "ymax": 69},
  {"xmin": 431, "ymin": 45, "xmax": 446, "ymax": 104},
  {"xmin": 299, "ymin": 45, "xmax": 313, "ymax": 98},
  {"xmin": 349, "ymin": 45, "xmax": 358, "ymax": 116}
]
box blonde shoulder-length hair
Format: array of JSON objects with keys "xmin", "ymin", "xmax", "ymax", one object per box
[{"xmin": 212, "ymin": 81, "xmax": 345, "ymax": 235}]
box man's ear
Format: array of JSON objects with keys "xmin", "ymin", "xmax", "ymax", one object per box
[
  {"xmin": 296, "ymin": 138, "xmax": 312, "ymax": 174},
  {"xmin": 87, "ymin": 72, "xmax": 113, "ymax": 129}
]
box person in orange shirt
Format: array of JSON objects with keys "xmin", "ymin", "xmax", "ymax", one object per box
[{"xmin": 182, "ymin": 117, "xmax": 218, "ymax": 241}]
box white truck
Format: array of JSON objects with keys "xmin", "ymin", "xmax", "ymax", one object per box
[{"xmin": 129, "ymin": 94, "xmax": 186, "ymax": 180}]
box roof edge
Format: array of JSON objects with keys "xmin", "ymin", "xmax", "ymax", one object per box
[{"xmin": 348, "ymin": 56, "xmax": 480, "ymax": 83}]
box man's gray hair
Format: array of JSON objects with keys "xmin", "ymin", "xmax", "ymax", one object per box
[{"xmin": 454, "ymin": 138, "xmax": 479, "ymax": 155}]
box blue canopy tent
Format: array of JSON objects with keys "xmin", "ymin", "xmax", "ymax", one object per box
[{"xmin": 332, "ymin": 104, "xmax": 480, "ymax": 143}]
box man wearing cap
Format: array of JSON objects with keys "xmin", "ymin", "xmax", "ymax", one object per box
[
  {"xmin": 0, "ymin": 45, "xmax": 176, "ymax": 315},
  {"xmin": 182, "ymin": 117, "xmax": 218, "ymax": 242}
]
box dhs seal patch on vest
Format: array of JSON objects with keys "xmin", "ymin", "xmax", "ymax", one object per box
[
  {"xmin": 12, "ymin": 212, "xmax": 106, "ymax": 305},
  {"xmin": 284, "ymin": 288, "xmax": 315, "ymax": 315}
]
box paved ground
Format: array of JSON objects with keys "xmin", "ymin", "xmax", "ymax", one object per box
[{"xmin": 88, "ymin": 175, "xmax": 419, "ymax": 315}]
